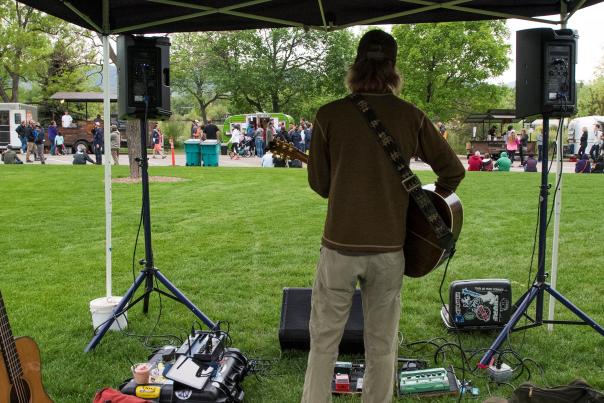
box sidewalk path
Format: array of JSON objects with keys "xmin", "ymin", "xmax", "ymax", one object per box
[{"xmin": 33, "ymin": 153, "xmax": 580, "ymax": 173}]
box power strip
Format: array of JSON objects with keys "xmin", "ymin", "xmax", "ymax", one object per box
[{"xmin": 487, "ymin": 363, "xmax": 513, "ymax": 383}]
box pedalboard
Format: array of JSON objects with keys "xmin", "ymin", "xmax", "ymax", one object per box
[{"xmin": 120, "ymin": 330, "xmax": 249, "ymax": 403}]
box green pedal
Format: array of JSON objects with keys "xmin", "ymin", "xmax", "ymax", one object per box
[{"xmin": 399, "ymin": 368, "xmax": 451, "ymax": 395}]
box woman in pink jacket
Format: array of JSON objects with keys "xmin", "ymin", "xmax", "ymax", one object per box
[{"xmin": 506, "ymin": 129, "xmax": 520, "ymax": 166}]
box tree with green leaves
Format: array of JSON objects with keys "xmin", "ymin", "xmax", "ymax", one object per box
[
  {"xmin": 577, "ymin": 58, "xmax": 604, "ymax": 116},
  {"xmin": 207, "ymin": 28, "xmax": 356, "ymax": 118},
  {"xmin": 171, "ymin": 32, "xmax": 229, "ymax": 124},
  {"xmin": 391, "ymin": 21, "xmax": 510, "ymax": 121},
  {"xmin": 0, "ymin": 0, "xmax": 57, "ymax": 102}
]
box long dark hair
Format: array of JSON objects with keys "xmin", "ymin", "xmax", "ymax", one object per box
[{"xmin": 346, "ymin": 58, "xmax": 401, "ymax": 94}]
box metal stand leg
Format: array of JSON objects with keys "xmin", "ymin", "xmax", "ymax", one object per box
[{"xmin": 85, "ymin": 114, "xmax": 216, "ymax": 352}]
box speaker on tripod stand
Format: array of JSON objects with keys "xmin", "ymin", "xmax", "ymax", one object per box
[
  {"xmin": 479, "ymin": 28, "xmax": 604, "ymax": 367},
  {"xmin": 85, "ymin": 35, "xmax": 217, "ymax": 352}
]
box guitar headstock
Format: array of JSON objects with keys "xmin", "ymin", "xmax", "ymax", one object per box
[{"xmin": 267, "ymin": 139, "xmax": 308, "ymax": 164}]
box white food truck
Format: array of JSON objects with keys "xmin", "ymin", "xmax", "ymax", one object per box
[
  {"xmin": 0, "ymin": 103, "xmax": 38, "ymax": 149},
  {"xmin": 566, "ymin": 115, "xmax": 604, "ymax": 155}
]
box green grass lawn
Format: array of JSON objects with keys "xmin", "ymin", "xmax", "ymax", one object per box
[{"xmin": 0, "ymin": 165, "xmax": 603, "ymax": 402}]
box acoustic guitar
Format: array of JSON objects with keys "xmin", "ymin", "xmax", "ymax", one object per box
[
  {"xmin": 0, "ymin": 291, "xmax": 53, "ymax": 403},
  {"xmin": 267, "ymin": 139, "xmax": 463, "ymax": 277}
]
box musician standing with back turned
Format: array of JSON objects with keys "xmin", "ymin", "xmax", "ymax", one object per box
[{"xmin": 302, "ymin": 30, "xmax": 465, "ymax": 403}]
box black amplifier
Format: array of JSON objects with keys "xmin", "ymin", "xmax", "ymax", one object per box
[
  {"xmin": 120, "ymin": 341, "xmax": 249, "ymax": 402},
  {"xmin": 441, "ymin": 279, "xmax": 512, "ymax": 330}
]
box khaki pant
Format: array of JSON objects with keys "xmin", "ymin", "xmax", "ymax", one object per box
[
  {"xmin": 111, "ymin": 149, "xmax": 119, "ymax": 165},
  {"xmin": 301, "ymin": 247, "xmax": 405, "ymax": 403},
  {"xmin": 25, "ymin": 142, "xmax": 35, "ymax": 162}
]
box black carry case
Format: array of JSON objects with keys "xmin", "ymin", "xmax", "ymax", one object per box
[
  {"xmin": 120, "ymin": 346, "xmax": 248, "ymax": 403},
  {"xmin": 442, "ymin": 279, "xmax": 512, "ymax": 330},
  {"xmin": 279, "ymin": 287, "xmax": 365, "ymax": 354}
]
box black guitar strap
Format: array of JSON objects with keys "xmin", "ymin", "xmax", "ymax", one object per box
[{"xmin": 348, "ymin": 93, "xmax": 454, "ymax": 250}]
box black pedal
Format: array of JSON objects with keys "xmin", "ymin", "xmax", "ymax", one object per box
[{"xmin": 175, "ymin": 331, "xmax": 226, "ymax": 362}]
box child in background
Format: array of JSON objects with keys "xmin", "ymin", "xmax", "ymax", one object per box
[
  {"xmin": 55, "ymin": 133, "xmax": 65, "ymax": 155},
  {"xmin": 481, "ymin": 153, "xmax": 493, "ymax": 171}
]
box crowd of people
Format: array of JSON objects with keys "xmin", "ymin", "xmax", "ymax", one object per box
[
  {"xmin": 225, "ymin": 119, "xmax": 313, "ymax": 167},
  {"xmin": 574, "ymin": 123, "xmax": 604, "ymax": 173},
  {"xmin": 1, "ymin": 116, "xmax": 122, "ymax": 166},
  {"xmin": 465, "ymin": 122, "xmax": 604, "ymax": 174}
]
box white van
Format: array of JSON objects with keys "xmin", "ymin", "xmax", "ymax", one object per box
[
  {"xmin": 0, "ymin": 103, "xmax": 38, "ymax": 149},
  {"xmin": 566, "ymin": 115, "xmax": 604, "ymax": 155}
]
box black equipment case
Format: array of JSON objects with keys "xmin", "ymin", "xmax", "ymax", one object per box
[
  {"xmin": 442, "ymin": 279, "xmax": 512, "ymax": 330},
  {"xmin": 279, "ymin": 287, "xmax": 364, "ymax": 354},
  {"xmin": 120, "ymin": 345, "xmax": 248, "ymax": 402}
]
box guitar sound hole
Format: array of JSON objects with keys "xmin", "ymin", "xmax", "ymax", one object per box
[{"xmin": 10, "ymin": 378, "xmax": 31, "ymax": 403}]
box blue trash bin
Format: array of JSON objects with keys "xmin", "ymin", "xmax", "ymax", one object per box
[
  {"xmin": 184, "ymin": 139, "xmax": 201, "ymax": 166},
  {"xmin": 201, "ymin": 140, "xmax": 220, "ymax": 167}
]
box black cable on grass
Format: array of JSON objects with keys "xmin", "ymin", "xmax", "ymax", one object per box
[{"xmin": 132, "ymin": 205, "xmax": 144, "ymax": 282}]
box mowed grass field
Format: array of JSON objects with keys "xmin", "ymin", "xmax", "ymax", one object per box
[{"xmin": 0, "ymin": 164, "xmax": 603, "ymax": 402}]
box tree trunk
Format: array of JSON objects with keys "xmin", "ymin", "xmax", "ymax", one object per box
[
  {"xmin": 200, "ymin": 104, "xmax": 208, "ymax": 125},
  {"xmin": 10, "ymin": 73, "xmax": 19, "ymax": 102},
  {"xmin": 271, "ymin": 93, "xmax": 280, "ymax": 113},
  {"xmin": 126, "ymin": 119, "xmax": 142, "ymax": 179}
]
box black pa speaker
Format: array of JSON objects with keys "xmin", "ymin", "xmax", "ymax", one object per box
[
  {"xmin": 279, "ymin": 288, "xmax": 364, "ymax": 354},
  {"xmin": 516, "ymin": 28, "xmax": 578, "ymax": 118},
  {"xmin": 118, "ymin": 35, "xmax": 171, "ymax": 119}
]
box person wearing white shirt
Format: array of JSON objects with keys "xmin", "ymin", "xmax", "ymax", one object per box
[
  {"xmin": 61, "ymin": 111, "xmax": 73, "ymax": 128},
  {"xmin": 229, "ymin": 126, "xmax": 241, "ymax": 159},
  {"xmin": 261, "ymin": 150, "xmax": 274, "ymax": 167}
]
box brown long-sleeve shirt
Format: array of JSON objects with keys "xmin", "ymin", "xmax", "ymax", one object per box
[{"xmin": 308, "ymin": 93, "xmax": 465, "ymax": 253}]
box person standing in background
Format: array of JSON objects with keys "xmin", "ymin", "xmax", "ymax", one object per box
[
  {"xmin": 537, "ymin": 130, "xmax": 544, "ymax": 162},
  {"xmin": 519, "ymin": 128, "xmax": 529, "ymax": 166},
  {"xmin": 92, "ymin": 121, "xmax": 104, "ymax": 165},
  {"xmin": 55, "ymin": 132, "xmax": 65, "ymax": 155},
  {"xmin": 62, "ymin": 110, "xmax": 73, "ymax": 128},
  {"xmin": 16, "ymin": 120, "xmax": 27, "ymax": 154},
  {"xmin": 506, "ymin": 129, "xmax": 519, "ymax": 165},
  {"xmin": 254, "ymin": 124, "xmax": 265, "ymax": 157},
  {"xmin": 48, "ymin": 121, "xmax": 58, "ymax": 155},
  {"xmin": 152, "ymin": 123, "xmax": 166, "ymax": 159},
  {"xmin": 578, "ymin": 126, "xmax": 588, "ymax": 158},
  {"xmin": 202, "ymin": 119, "xmax": 221, "ymax": 141},
  {"xmin": 304, "ymin": 123, "xmax": 313, "ymax": 153},
  {"xmin": 33, "ymin": 123, "xmax": 46, "ymax": 164},
  {"xmin": 110, "ymin": 124, "xmax": 121, "ymax": 165},
  {"xmin": 24, "ymin": 121, "xmax": 36, "ymax": 163}
]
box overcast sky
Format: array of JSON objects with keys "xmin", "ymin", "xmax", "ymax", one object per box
[{"xmin": 496, "ymin": 2, "xmax": 604, "ymax": 84}]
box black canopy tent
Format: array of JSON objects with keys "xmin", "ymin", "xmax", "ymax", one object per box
[
  {"xmin": 19, "ymin": 0, "xmax": 604, "ymax": 355},
  {"xmin": 15, "ymin": 0, "xmax": 604, "ymax": 34}
]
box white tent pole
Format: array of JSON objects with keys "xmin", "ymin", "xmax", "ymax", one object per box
[
  {"xmin": 103, "ymin": 34, "xmax": 113, "ymax": 299},
  {"xmin": 548, "ymin": 5, "xmax": 568, "ymax": 331}
]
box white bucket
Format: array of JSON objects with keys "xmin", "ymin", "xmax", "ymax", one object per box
[{"xmin": 89, "ymin": 296, "xmax": 128, "ymax": 333}]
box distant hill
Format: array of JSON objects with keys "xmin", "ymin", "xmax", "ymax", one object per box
[{"xmin": 93, "ymin": 64, "xmax": 118, "ymax": 91}]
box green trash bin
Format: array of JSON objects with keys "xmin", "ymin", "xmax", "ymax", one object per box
[
  {"xmin": 201, "ymin": 140, "xmax": 220, "ymax": 167},
  {"xmin": 184, "ymin": 139, "xmax": 201, "ymax": 166}
]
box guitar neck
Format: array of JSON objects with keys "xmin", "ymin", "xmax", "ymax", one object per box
[
  {"xmin": 267, "ymin": 140, "xmax": 308, "ymax": 164},
  {"xmin": 0, "ymin": 291, "xmax": 24, "ymax": 383}
]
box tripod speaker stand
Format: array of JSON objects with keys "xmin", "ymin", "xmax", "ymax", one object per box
[
  {"xmin": 85, "ymin": 117, "xmax": 217, "ymax": 352},
  {"xmin": 478, "ymin": 116, "xmax": 604, "ymax": 368}
]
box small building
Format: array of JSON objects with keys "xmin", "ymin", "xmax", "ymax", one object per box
[{"xmin": 0, "ymin": 103, "xmax": 38, "ymax": 149}]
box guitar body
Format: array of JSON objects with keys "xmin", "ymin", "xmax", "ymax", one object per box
[
  {"xmin": 0, "ymin": 337, "xmax": 53, "ymax": 403},
  {"xmin": 404, "ymin": 185, "xmax": 463, "ymax": 278}
]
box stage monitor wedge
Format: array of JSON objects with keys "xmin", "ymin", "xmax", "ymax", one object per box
[
  {"xmin": 118, "ymin": 35, "xmax": 171, "ymax": 120},
  {"xmin": 516, "ymin": 28, "xmax": 578, "ymax": 119}
]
